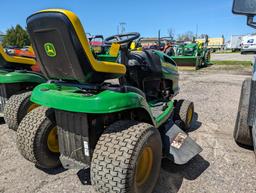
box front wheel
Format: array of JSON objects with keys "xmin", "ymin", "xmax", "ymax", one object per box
[
  {"xmin": 17, "ymin": 106, "xmax": 60, "ymax": 169},
  {"xmin": 174, "ymin": 100, "xmax": 194, "ymax": 131},
  {"xmin": 91, "ymin": 121, "xmax": 162, "ymax": 193}
]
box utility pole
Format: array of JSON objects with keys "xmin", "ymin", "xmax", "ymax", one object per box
[
  {"xmin": 196, "ymin": 24, "xmax": 198, "ymax": 38},
  {"xmin": 118, "ymin": 22, "xmax": 127, "ymax": 34},
  {"xmin": 158, "ymin": 30, "xmax": 161, "ymax": 47}
]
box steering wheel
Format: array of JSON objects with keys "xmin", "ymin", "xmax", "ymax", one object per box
[{"xmin": 104, "ymin": 32, "xmax": 140, "ymax": 45}]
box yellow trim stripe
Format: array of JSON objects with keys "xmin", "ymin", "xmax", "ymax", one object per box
[
  {"xmin": 0, "ymin": 44, "xmax": 36, "ymax": 65},
  {"xmin": 38, "ymin": 9, "xmax": 126, "ymax": 75}
]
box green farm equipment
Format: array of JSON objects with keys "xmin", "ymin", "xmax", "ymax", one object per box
[
  {"xmin": 171, "ymin": 38, "xmax": 211, "ymax": 69},
  {"xmin": 0, "ymin": 44, "xmax": 46, "ymax": 130},
  {"xmin": 17, "ymin": 9, "xmax": 202, "ymax": 193}
]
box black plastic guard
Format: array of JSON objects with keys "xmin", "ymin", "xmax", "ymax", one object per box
[
  {"xmin": 163, "ymin": 123, "xmax": 202, "ymax": 165},
  {"xmin": 55, "ymin": 110, "xmax": 91, "ymax": 169}
]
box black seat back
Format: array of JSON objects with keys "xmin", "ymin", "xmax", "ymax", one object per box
[{"xmin": 27, "ymin": 11, "xmax": 104, "ymax": 83}]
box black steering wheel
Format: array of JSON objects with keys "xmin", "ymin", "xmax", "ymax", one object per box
[{"xmin": 104, "ymin": 32, "xmax": 140, "ymax": 45}]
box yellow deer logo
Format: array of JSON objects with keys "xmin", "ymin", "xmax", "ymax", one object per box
[{"xmin": 44, "ymin": 43, "xmax": 56, "ymax": 57}]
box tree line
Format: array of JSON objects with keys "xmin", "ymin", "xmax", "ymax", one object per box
[
  {"xmin": 2, "ymin": 25, "xmax": 30, "ymax": 48},
  {"xmin": 1, "ymin": 24, "xmax": 215, "ymax": 48}
]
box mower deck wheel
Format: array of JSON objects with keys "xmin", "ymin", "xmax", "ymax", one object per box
[
  {"xmin": 4, "ymin": 91, "xmax": 39, "ymax": 131},
  {"xmin": 234, "ymin": 78, "xmax": 253, "ymax": 147},
  {"xmin": 91, "ymin": 121, "xmax": 162, "ymax": 193},
  {"xmin": 175, "ymin": 100, "xmax": 194, "ymax": 131},
  {"xmin": 17, "ymin": 106, "xmax": 60, "ymax": 169}
]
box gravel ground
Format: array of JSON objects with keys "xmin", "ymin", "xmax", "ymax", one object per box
[
  {"xmin": 0, "ymin": 66, "xmax": 256, "ymax": 193},
  {"xmin": 211, "ymin": 53, "xmax": 256, "ymax": 62}
]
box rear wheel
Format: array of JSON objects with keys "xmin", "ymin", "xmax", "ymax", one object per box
[
  {"xmin": 4, "ymin": 91, "xmax": 39, "ymax": 131},
  {"xmin": 174, "ymin": 100, "xmax": 194, "ymax": 131},
  {"xmin": 17, "ymin": 106, "xmax": 60, "ymax": 169},
  {"xmin": 234, "ymin": 78, "xmax": 253, "ymax": 147},
  {"xmin": 91, "ymin": 121, "xmax": 162, "ymax": 193},
  {"xmin": 204, "ymin": 50, "xmax": 211, "ymax": 65}
]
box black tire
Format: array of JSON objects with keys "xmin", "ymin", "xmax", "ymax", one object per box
[
  {"xmin": 234, "ymin": 78, "xmax": 253, "ymax": 147},
  {"xmin": 17, "ymin": 106, "xmax": 60, "ymax": 169},
  {"xmin": 204, "ymin": 50, "xmax": 211, "ymax": 65},
  {"xmin": 252, "ymin": 124, "xmax": 256, "ymax": 156},
  {"xmin": 174, "ymin": 100, "xmax": 194, "ymax": 131},
  {"xmin": 91, "ymin": 121, "xmax": 162, "ymax": 193},
  {"xmin": 4, "ymin": 91, "xmax": 39, "ymax": 131}
]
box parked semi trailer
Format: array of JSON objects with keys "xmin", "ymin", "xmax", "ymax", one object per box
[
  {"xmin": 196, "ymin": 37, "xmax": 225, "ymax": 52},
  {"xmin": 241, "ymin": 35, "xmax": 256, "ymax": 54}
]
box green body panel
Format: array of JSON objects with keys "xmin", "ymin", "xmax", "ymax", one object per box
[
  {"xmin": 31, "ymin": 83, "xmax": 174, "ymax": 128},
  {"xmin": 152, "ymin": 50, "xmax": 180, "ymax": 95},
  {"xmin": 171, "ymin": 56, "xmax": 198, "ymax": 67},
  {"xmin": 155, "ymin": 101, "xmax": 174, "ymax": 126},
  {"xmin": 0, "ymin": 71, "xmax": 46, "ymax": 84},
  {"xmin": 97, "ymin": 54, "xmax": 117, "ymax": 62}
]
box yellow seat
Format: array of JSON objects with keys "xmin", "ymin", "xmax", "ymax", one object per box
[
  {"xmin": 0, "ymin": 44, "xmax": 36, "ymax": 65},
  {"xmin": 27, "ymin": 9, "xmax": 126, "ymax": 83}
]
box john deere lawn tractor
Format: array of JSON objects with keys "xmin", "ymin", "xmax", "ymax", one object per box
[
  {"xmin": 17, "ymin": 9, "xmax": 202, "ymax": 193},
  {"xmin": 171, "ymin": 38, "xmax": 211, "ymax": 70},
  {"xmin": 0, "ymin": 44, "xmax": 46, "ymax": 130}
]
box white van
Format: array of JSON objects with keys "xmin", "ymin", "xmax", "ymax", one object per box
[{"xmin": 241, "ymin": 35, "xmax": 256, "ymax": 53}]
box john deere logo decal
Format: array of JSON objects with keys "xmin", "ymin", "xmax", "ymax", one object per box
[{"xmin": 44, "ymin": 43, "xmax": 56, "ymax": 57}]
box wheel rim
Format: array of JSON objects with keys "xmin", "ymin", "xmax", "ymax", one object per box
[
  {"xmin": 27, "ymin": 103, "xmax": 39, "ymax": 113},
  {"xmin": 135, "ymin": 146, "xmax": 153, "ymax": 186},
  {"xmin": 47, "ymin": 127, "xmax": 59, "ymax": 153},
  {"xmin": 186, "ymin": 106, "xmax": 193, "ymax": 125}
]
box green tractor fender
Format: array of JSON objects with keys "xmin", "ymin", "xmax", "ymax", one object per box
[
  {"xmin": 30, "ymin": 83, "xmax": 174, "ymax": 128},
  {"xmin": 0, "ymin": 71, "xmax": 46, "ymax": 84}
]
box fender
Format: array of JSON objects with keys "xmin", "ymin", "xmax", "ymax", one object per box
[
  {"xmin": 31, "ymin": 83, "xmax": 175, "ymax": 128},
  {"xmin": 0, "ymin": 71, "xmax": 46, "ymax": 84}
]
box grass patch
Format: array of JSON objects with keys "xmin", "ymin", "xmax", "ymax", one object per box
[
  {"xmin": 211, "ymin": 60, "xmax": 252, "ymax": 67},
  {"xmin": 213, "ymin": 51, "xmax": 240, "ymax": 54},
  {"xmin": 177, "ymin": 66, "xmax": 196, "ymax": 71}
]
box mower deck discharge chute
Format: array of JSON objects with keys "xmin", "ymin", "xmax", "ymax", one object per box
[
  {"xmin": 0, "ymin": 44, "xmax": 46, "ymax": 130},
  {"xmin": 17, "ymin": 9, "xmax": 202, "ymax": 193}
]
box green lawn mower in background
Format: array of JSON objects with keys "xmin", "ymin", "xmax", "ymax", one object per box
[
  {"xmin": 171, "ymin": 37, "xmax": 211, "ymax": 70},
  {"xmin": 17, "ymin": 9, "xmax": 202, "ymax": 193},
  {"xmin": 0, "ymin": 44, "xmax": 46, "ymax": 130},
  {"xmin": 88, "ymin": 34, "xmax": 119, "ymax": 62}
]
